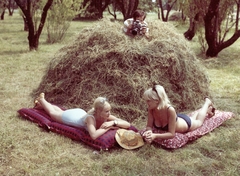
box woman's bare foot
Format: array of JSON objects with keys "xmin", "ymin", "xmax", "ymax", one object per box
[
  {"xmin": 39, "ymin": 93, "xmax": 45, "ymax": 99},
  {"xmin": 204, "ymin": 97, "xmax": 215, "ymax": 118},
  {"xmin": 204, "ymin": 97, "xmax": 213, "ymax": 106},
  {"xmin": 34, "ymin": 99, "xmax": 42, "ymax": 109},
  {"xmin": 207, "ymin": 106, "xmax": 215, "ymax": 118},
  {"xmin": 33, "ymin": 93, "xmax": 45, "ymax": 109}
]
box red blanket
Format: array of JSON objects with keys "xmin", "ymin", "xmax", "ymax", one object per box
[
  {"xmin": 153, "ymin": 110, "xmax": 234, "ymax": 148},
  {"xmin": 17, "ymin": 108, "xmax": 234, "ymax": 150}
]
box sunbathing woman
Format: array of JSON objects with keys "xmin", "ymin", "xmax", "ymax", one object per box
[
  {"xmin": 141, "ymin": 85, "xmax": 215, "ymax": 143},
  {"xmin": 35, "ymin": 93, "xmax": 131, "ymax": 140}
]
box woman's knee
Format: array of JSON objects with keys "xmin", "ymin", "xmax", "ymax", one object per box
[
  {"xmin": 190, "ymin": 120, "xmax": 202, "ymax": 130},
  {"xmin": 49, "ymin": 111, "xmax": 63, "ymax": 121}
]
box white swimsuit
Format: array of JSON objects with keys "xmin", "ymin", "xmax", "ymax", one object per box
[{"xmin": 61, "ymin": 108, "xmax": 95, "ymax": 130}]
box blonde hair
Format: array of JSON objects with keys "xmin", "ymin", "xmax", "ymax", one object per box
[
  {"xmin": 87, "ymin": 97, "xmax": 108, "ymax": 115},
  {"xmin": 143, "ymin": 85, "xmax": 171, "ymax": 109}
]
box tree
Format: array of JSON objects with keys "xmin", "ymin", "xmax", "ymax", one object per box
[
  {"xmin": 94, "ymin": 0, "xmax": 111, "ymax": 18},
  {"xmin": 184, "ymin": 12, "xmax": 199, "ymax": 40},
  {"xmin": 204, "ymin": 0, "xmax": 240, "ymax": 57},
  {"xmin": 183, "ymin": 0, "xmax": 209, "ymax": 40},
  {"xmin": 15, "ymin": 0, "xmax": 53, "ymax": 51},
  {"xmin": 158, "ymin": 0, "xmax": 178, "ymax": 21},
  {"xmin": 138, "ymin": 0, "xmax": 157, "ymax": 12},
  {"xmin": 183, "ymin": 0, "xmax": 240, "ymax": 57},
  {"xmin": 107, "ymin": 1, "xmax": 117, "ymax": 20},
  {"xmin": 46, "ymin": 0, "xmax": 83, "ymax": 43},
  {"xmin": 81, "ymin": 0, "xmax": 111, "ymax": 19},
  {"xmin": 0, "ymin": 0, "xmax": 7, "ymax": 20},
  {"xmin": 116, "ymin": 0, "xmax": 139, "ymax": 20},
  {"xmin": 7, "ymin": 0, "xmax": 16, "ymax": 16}
]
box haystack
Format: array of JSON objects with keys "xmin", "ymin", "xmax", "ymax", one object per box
[{"xmin": 32, "ymin": 18, "xmax": 210, "ymax": 122}]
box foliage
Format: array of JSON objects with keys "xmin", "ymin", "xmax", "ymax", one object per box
[
  {"xmin": 138, "ymin": 0, "xmax": 158, "ymax": 13},
  {"xmin": 196, "ymin": 27, "xmax": 207, "ymax": 54},
  {"xmin": 45, "ymin": 0, "xmax": 83, "ymax": 43},
  {"xmin": 78, "ymin": 0, "xmax": 111, "ymax": 19}
]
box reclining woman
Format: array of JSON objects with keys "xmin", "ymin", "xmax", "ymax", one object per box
[
  {"xmin": 35, "ymin": 93, "xmax": 131, "ymax": 140},
  {"xmin": 141, "ymin": 85, "xmax": 215, "ymax": 143}
]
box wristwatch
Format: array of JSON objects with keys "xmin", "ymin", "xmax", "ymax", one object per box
[{"xmin": 113, "ymin": 120, "xmax": 118, "ymax": 126}]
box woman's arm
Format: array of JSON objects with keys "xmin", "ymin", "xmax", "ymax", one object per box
[
  {"xmin": 153, "ymin": 108, "xmax": 176, "ymax": 140},
  {"xmin": 141, "ymin": 110, "xmax": 153, "ymax": 141},
  {"xmin": 145, "ymin": 109, "xmax": 154, "ymax": 131},
  {"xmin": 144, "ymin": 107, "xmax": 177, "ymax": 142},
  {"xmin": 101, "ymin": 115, "xmax": 131, "ymax": 129},
  {"xmin": 85, "ymin": 116, "xmax": 112, "ymax": 140}
]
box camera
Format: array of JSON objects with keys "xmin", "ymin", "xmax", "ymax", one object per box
[{"xmin": 131, "ymin": 20, "xmax": 147, "ymax": 35}]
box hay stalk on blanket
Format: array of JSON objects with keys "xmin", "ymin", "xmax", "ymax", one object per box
[{"xmin": 32, "ymin": 19, "xmax": 210, "ymax": 122}]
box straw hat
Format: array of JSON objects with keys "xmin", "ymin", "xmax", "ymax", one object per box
[{"xmin": 115, "ymin": 129, "xmax": 144, "ymax": 150}]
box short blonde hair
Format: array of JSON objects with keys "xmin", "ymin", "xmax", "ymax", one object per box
[
  {"xmin": 143, "ymin": 85, "xmax": 171, "ymax": 109},
  {"xmin": 88, "ymin": 97, "xmax": 108, "ymax": 115}
]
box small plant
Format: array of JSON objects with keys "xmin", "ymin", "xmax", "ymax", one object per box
[
  {"xmin": 46, "ymin": 0, "xmax": 82, "ymax": 43},
  {"xmin": 197, "ymin": 27, "xmax": 207, "ymax": 54}
]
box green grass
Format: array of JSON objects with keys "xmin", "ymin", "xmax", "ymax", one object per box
[{"xmin": 0, "ymin": 13, "xmax": 240, "ymax": 176}]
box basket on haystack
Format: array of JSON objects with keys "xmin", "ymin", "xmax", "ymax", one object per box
[{"xmin": 32, "ymin": 18, "xmax": 210, "ymax": 122}]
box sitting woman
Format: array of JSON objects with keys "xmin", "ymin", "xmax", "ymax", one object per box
[
  {"xmin": 123, "ymin": 9, "xmax": 149, "ymax": 38},
  {"xmin": 141, "ymin": 85, "xmax": 215, "ymax": 143},
  {"xmin": 35, "ymin": 93, "xmax": 131, "ymax": 140}
]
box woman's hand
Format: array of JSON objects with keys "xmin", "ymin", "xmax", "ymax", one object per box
[
  {"xmin": 100, "ymin": 121, "xmax": 115, "ymax": 129},
  {"xmin": 142, "ymin": 130, "xmax": 155, "ymax": 143}
]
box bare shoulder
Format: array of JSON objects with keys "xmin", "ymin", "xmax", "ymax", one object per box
[
  {"xmin": 167, "ymin": 106, "xmax": 176, "ymax": 114},
  {"xmin": 85, "ymin": 114, "xmax": 95, "ymax": 123}
]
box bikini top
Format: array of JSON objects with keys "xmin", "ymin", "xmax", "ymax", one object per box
[{"xmin": 153, "ymin": 106, "xmax": 177, "ymax": 131}]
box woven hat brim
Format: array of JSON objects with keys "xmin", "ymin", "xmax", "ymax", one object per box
[{"xmin": 115, "ymin": 129, "xmax": 144, "ymax": 150}]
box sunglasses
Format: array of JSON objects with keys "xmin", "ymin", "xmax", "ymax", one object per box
[{"xmin": 100, "ymin": 97, "xmax": 107, "ymax": 104}]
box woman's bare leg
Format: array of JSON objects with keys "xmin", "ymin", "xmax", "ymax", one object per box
[
  {"xmin": 190, "ymin": 98, "xmax": 214, "ymax": 130},
  {"xmin": 191, "ymin": 106, "xmax": 214, "ymax": 120},
  {"xmin": 37, "ymin": 93, "xmax": 64, "ymax": 123}
]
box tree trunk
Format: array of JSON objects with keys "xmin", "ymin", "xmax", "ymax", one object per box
[
  {"xmin": 7, "ymin": 0, "xmax": 15, "ymax": 16},
  {"xmin": 1, "ymin": 9, "xmax": 5, "ymax": 20},
  {"xmin": 8, "ymin": 8, "xmax": 14, "ymax": 16},
  {"xmin": 204, "ymin": 0, "xmax": 220, "ymax": 57},
  {"xmin": 184, "ymin": 13, "xmax": 199, "ymax": 40},
  {"xmin": 204, "ymin": 0, "xmax": 240, "ymax": 57},
  {"xmin": 94, "ymin": 0, "xmax": 111, "ymax": 19},
  {"xmin": 107, "ymin": 6, "xmax": 117, "ymax": 20},
  {"xmin": 184, "ymin": 18, "xmax": 195, "ymax": 40},
  {"xmin": 22, "ymin": 16, "xmax": 29, "ymax": 31},
  {"xmin": 15, "ymin": 0, "xmax": 53, "ymax": 51},
  {"xmin": 116, "ymin": 0, "xmax": 139, "ymax": 20},
  {"xmin": 158, "ymin": 0, "xmax": 177, "ymax": 22}
]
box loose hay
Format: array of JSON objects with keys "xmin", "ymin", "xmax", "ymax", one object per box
[{"xmin": 32, "ymin": 18, "xmax": 210, "ymax": 122}]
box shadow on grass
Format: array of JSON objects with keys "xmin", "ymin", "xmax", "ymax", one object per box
[{"xmin": 0, "ymin": 49, "xmax": 29, "ymax": 55}]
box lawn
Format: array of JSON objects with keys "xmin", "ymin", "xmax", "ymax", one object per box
[{"xmin": 0, "ymin": 12, "xmax": 240, "ymax": 176}]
